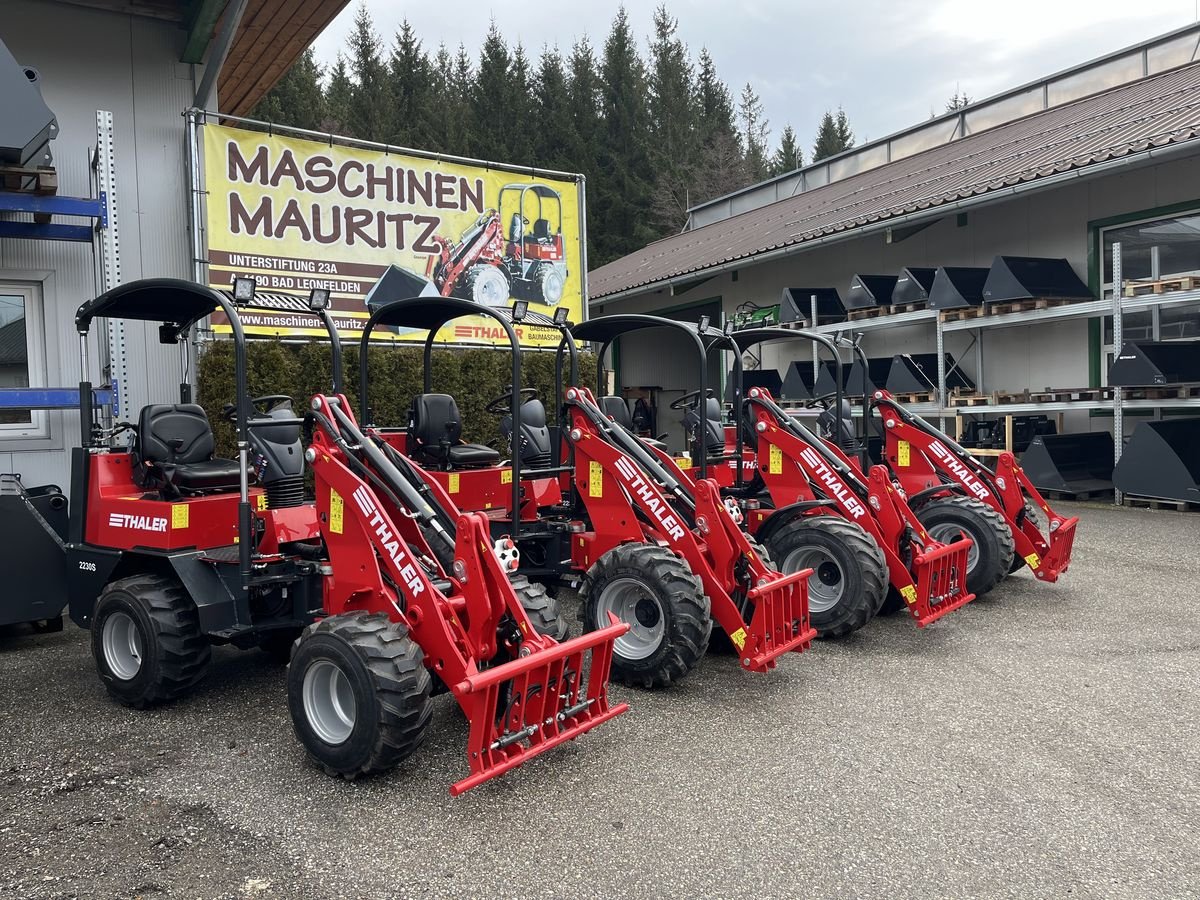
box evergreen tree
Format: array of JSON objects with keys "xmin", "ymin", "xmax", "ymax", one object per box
[
  {"xmin": 946, "ymin": 88, "xmax": 972, "ymax": 111},
  {"xmin": 388, "ymin": 20, "xmax": 434, "ymax": 147},
  {"xmin": 323, "ymin": 53, "xmax": 353, "ymax": 134},
  {"xmin": 566, "ymin": 36, "xmax": 603, "ymax": 263},
  {"xmin": 812, "ymin": 106, "xmax": 854, "ymax": 162},
  {"xmin": 532, "ymin": 46, "xmax": 572, "ymax": 170},
  {"xmin": 345, "ymin": 3, "xmax": 392, "ymax": 141},
  {"xmin": 690, "ymin": 47, "xmax": 745, "ymax": 204},
  {"xmin": 507, "ymin": 43, "xmax": 535, "ymax": 162},
  {"xmin": 471, "ymin": 22, "xmax": 516, "ymax": 160},
  {"xmin": 739, "ymin": 82, "xmax": 770, "ymax": 181},
  {"xmin": 770, "ymin": 124, "xmax": 802, "ymax": 175},
  {"xmin": 646, "ymin": 6, "xmax": 697, "ymax": 233},
  {"xmin": 250, "ymin": 47, "xmax": 326, "ymax": 131},
  {"xmin": 594, "ymin": 6, "xmax": 655, "ymax": 265}
]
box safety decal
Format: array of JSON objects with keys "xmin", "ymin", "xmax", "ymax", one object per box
[
  {"xmin": 897, "ymin": 440, "xmax": 911, "ymax": 468},
  {"xmin": 448, "ymin": 473, "xmax": 460, "ymax": 493},
  {"xmin": 171, "ymin": 504, "xmax": 189, "ymax": 530},
  {"xmin": 768, "ymin": 444, "xmax": 783, "ymax": 475},
  {"xmin": 329, "ymin": 488, "xmax": 344, "ymax": 534},
  {"xmin": 588, "ymin": 460, "xmax": 604, "ymax": 498},
  {"xmin": 729, "ymin": 627, "xmax": 747, "ymax": 651}
]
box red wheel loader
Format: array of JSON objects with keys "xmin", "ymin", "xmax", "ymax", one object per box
[
  {"xmin": 870, "ymin": 390, "xmax": 1079, "ymax": 583},
  {"xmin": 354, "ymin": 299, "xmax": 815, "ymax": 690},
  {"xmin": 0, "ymin": 278, "xmax": 626, "ymax": 795}
]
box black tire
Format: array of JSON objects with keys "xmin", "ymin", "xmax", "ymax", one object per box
[
  {"xmin": 258, "ymin": 627, "xmax": 303, "ymax": 664},
  {"xmin": 510, "ymin": 575, "xmax": 569, "ymax": 642},
  {"xmin": 288, "ymin": 613, "xmax": 432, "ymax": 779},
  {"xmin": 581, "ymin": 543, "xmax": 710, "ymax": 689},
  {"xmin": 764, "ymin": 515, "xmax": 887, "ymax": 637},
  {"xmin": 91, "ymin": 574, "xmax": 211, "ymax": 709},
  {"xmin": 915, "ymin": 496, "xmax": 1015, "ymax": 598}
]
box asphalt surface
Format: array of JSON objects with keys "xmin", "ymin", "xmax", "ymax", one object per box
[{"xmin": 1, "ymin": 501, "xmax": 1198, "ymax": 899}]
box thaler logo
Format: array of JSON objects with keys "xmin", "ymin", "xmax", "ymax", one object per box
[
  {"xmin": 613, "ymin": 457, "xmax": 687, "ymax": 541},
  {"xmin": 927, "ymin": 441, "xmax": 990, "ymax": 500},
  {"xmin": 351, "ymin": 486, "xmax": 425, "ymax": 597},
  {"xmin": 798, "ymin": 447, "xmax": 868, "ymax": 519},
  {"xmin": 108, "ymin": 512, "xmax": 168, "ymax": 532}
]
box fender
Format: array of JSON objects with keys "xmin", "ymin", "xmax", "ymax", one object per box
[{"xmin": 754, "ymin": 499, "xmax": 836, "ymax": 546}]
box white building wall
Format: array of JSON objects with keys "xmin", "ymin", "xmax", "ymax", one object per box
[
  {"xmin": 0, "ymin": 1, "xmax": 200, "ymax": 490},
  {"xmin": 598, "ymin": 154, "xmax": 1200, "ymax": 434}
]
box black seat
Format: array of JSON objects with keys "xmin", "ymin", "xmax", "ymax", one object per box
[
  {"xmin": 134, "ymin": 404, "xmax": 240, "ymax": 497},
  {"xmin": 408, "ymin": 393, "xmax": 501, "ymax": 470},
  {"xmin": 531, "ymin": 218, "xmax": 552, "ymax": 242},
  {"xmin": 683, "ymin": 397, "xmax": 725, "ymax": 457},
  {"xmin": 599, "ymin": 396, "xmax": 667, "ymax": 451},
  {"xmin": 818, "ymin": 399, "xmax": 860, "ymax": 453},
  {"xmin": 500, "ymin": 398, "xmax": 553, "ymax": 467}
]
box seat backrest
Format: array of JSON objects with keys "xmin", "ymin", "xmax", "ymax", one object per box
[
  {"xmin": 532, "ymin": 218, "xmax": 552, "ymax": 241},
  {"xmin": 599, "ymin": 396, "xmax": 633, "ymax": 430},
  {"xmin": 499, "ymin": 398, "xmax": 553, "ymax": 466},
  {"xmin": 409, "ymin": 394, "xmax": 462, "ymax": 458},
  {"xmin": 683, "ymin": 397, "xmax": 725, "ymax": 456},
  {"xmin": 138, "ymin": 404, "xmax": 215, "ymax": 466},
  {"xmin": 817, "ymin": 399, "xmax": 858, "ymax": 450},
  {"xmin": 509, "ymin": 212, "xmax": 524, "ymax": 243}
]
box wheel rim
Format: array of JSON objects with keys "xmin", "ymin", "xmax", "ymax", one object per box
[
  {"xmin": 596, "ymin": 577, "xmax": 665, "ymax": 661},
  {"xmin": 101, "ymin": 611, "xmax": 143, "ymax": 681},
  {"xmin": 474, "ymin": 269, "xmax": 509, "ymax": 306},
  {"xmin": 302, "ymin": 659, "xmax": 357, "ymax": 745},
  {"xmin": 782, "ymin": 547, "xmax": 845, "ymax": 614},
  {"xmin": 929, "ymin": 523, "xmax": 980, "ymax": 572},
  {"xmin": 541, "ymin": 267, "xmax": 565, "ymax": 305}
]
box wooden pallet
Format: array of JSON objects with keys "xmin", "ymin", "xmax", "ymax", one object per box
[
  {"xmin": 890, "ymin": 390, "xmax": 935, "ymax": 404},
  {"xmin": 983, "ymin": 296, "xmax": 1083, "ymax": 316},
  {"xmin": 1120, "ymin": 383, "xmax": 1200, "ymax": 401},
  {"xmin": 1121, "ymin": 494, "xmax": 1200, "ymax": 512},
  {"xmin": 947, "ymin": 393, "xmax": 991, "ymax": 408},
  {"xmin": 0, "ymin": 163, "xmax": 59, "ymax": 224},
  {"xmin": 991, "ymin": 386, "xmax": 1112, "ymax": 405},
  {"xmin": 846, "ymin": 306, "xmax": 889, "ymax": 321},
  {"xmin": 938, "ymin": 305, "xmax": 985, "ymax": 323},
  {"xmin": 1123, "ymin": 276, "xmax": 1197, "ymax": 297}
]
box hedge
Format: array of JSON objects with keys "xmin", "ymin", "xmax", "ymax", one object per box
[{"xmin": 197, "ymin": 339, "xmax": 598, "ymax": 458}]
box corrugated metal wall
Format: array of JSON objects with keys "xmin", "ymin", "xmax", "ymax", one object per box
[{"xmin": 0, "ymin": 1, "xmax": 198, "ymax": 491}]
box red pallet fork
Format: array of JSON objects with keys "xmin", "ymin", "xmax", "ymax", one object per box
[
  {"xmin": 306, "ymin": 393, "xmax": 629, "ymax": 795},
  {"xmin": 741, "ymin": 386, "xmax": 974, "ymax": 626},
  {"xmin": 564, "ymin": 385, "xmax": 815, "ymax": 671},
  {"xmin": 872, "ymin": 390, "xmax": 1078, "ymax": 582}
]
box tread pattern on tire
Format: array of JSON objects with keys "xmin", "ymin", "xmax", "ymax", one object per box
[
  {"xmin": 766, "ymin": 515, "xmax": 887, "ymax": 637},
  {"xmin": 510, "ymin": 575, "xmax": 570, "ymax": 642},
  {"xmin": 96, "ymin": 574, "xmax": 211, "ymax": 708},
  {"xmin": 581, "ymin": 543, "xmax": 710, "ymax": 690},
  {"xmin": 298, "ymin": 613, "xmax": 433, "ymax": 779},
  {"xmin": 917, "ymin": 495, "xmax": 1015, "ymax": 598}
]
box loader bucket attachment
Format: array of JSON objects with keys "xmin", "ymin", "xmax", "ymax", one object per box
[
  {"xmin": 451, "ymin": 615, "xmax": 629, "ymax": 796},
  {"xmin": 907, "ymin": 538, "xmax": 975, "ymax": 627},
  {"xmin": 738, "ymin": 566, "xmax": 817, "ymax": 672}
]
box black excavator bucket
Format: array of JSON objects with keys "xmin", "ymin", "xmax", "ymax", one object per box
[
  {"xmin": 779, "ymin": 287, "xmax": 845, "ymax": 326},
  {"xmin": 843, "ymin": 274, "xmax": 899, "ymax": 311},
  {"xmin": 0, "ymin": 475, "xmax": 68, "ymax": 628},
  {"xmin": 982, "ymin": 256, "xmax": 1093, "ymax": 303},
  {"xmin": 1113, "ymin": 418, "xmax": 1200, "ymax": 502},
  {"xmin": 1109, "ymin": 340, "xmax": 1200, "ymax": 386},
  {"xmin": 1020, "ymin": 432, "xmax": 1114, "ymax": 496},
  {"xmin": 887, "ymin": 353, "xmax": 976, "ymax": 394},
  {"xmin": 891, "ymin": 266, "xmax": 937, "ymax": 305},
  {"xmin": 928, "ymin": 266, "xmax": 989, "ymax": 310}
]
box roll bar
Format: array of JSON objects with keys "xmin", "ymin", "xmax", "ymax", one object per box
[
  {"xmin": 569, "ymin": 314, "xmax": 713, "ymax": 480},
  {"xmin": 358, "ymin": 297, "xmax": 572, "ymax": 539}
]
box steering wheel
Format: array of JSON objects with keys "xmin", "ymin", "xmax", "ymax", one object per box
[
  {"xmin": 804, "ymin": 391, "xmax": 838, "ymax": 410},
  {"xmin": 485, "ymin": 388, "xmax": 539, "ymax": 416},
  {"xmin": 670, "ymin": 388, "xmax": 714, "ymax": 411},
  {"xmin": 223, "ymin": 395, "xmax": 294, "ymax": 421}
]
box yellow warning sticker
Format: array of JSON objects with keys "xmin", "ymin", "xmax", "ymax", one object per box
[
  {"xmin": 900, "ymin": 584, "xmax": 918, "ymax": 606},
  {"xmin": 676, "ymin": 457, "xmax": 692, "ymax": 470},
  {"xmin": 1024, "ymin": 553, "xmax": 1040, "ymax": 569},
  {"xmin": 588, "ymin": 460, "xmax": 604, "ymax": 498},
  {"xmin": 501, "ymin": 469, "xmax": 512, "ymax": 484},
  {"xmin": 729, "ymin": 627, "xmax": 747, "ymax": 651},
  {"xmin": 171, "ymin": 504, "xmax": 189, "ymax": 530},
  {"xmin": 897, "ymin": 440, "xmax": 911, "ymax": 467},
  {"xmin": 768, "ymin": 444, "xmax": 783, "ymax": 475},
  {"xmin": 256, "ymin": 494, "xmax": 268, "ymax": 512},
  {"xmin": 329, "ymin": 488, "xmax": 344, "ymax": 535},
  {"xmin": 448, "ymin": 473, "xmax": 460, "ymax": 494}
]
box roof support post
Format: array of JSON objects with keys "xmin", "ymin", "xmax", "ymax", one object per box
[{"xmin": 194, "ymin": 0, "xmax": 249, "ymax": 109}]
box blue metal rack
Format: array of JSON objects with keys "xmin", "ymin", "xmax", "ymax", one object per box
[{"xmin": 0, "ymin": 190, "xmax": 106, "ymax": 242}]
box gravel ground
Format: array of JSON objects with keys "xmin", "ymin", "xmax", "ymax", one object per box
[{"xmin": 1, "ymin": 501, "xmax": 1198, "ymax": 899}]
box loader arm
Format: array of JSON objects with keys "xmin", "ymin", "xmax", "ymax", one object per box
[
  {"xmin": 744, "ymin": 388, "xmax": 974, "ymax": 626},
  {"xmin": 306, "ymin": 394, "xmax": 629, "ymax": 795},
  {"xmin": 564, "ymin": 386, "xmax": 815, "ymax": 671},
  {"xmin": 872, "ymin": 390, "xmax": 1078, "ymax": 582}
]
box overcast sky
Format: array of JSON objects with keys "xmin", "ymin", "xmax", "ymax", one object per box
[{"xmin": 313, "ymin": 1, "xmax": 1198, "ymax": 154}]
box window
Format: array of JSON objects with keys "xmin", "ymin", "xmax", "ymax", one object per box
[
  {"xmin": 0, "ymin": 284, "xmax": 48, "ymax": 439},
  {"xmin": 1098, "ymin": 209, "xmax": 1200, "ymax": 380}
]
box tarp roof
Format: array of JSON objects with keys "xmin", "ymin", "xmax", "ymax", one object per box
[{"xmin": 589, "ymin": 60, "xmax": 1200, "ymax": 303}]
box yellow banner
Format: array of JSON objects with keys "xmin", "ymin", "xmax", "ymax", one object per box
[{"xmin": 202, "ymin": 123, "xmax": 585, "ymax": 347}]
